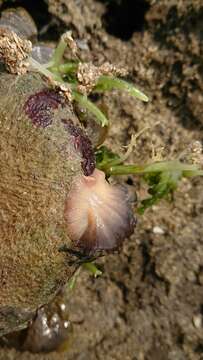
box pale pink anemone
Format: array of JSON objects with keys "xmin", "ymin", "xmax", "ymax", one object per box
[{"xmin": 65, "ymin": 169, "xmax": 136, "ymax": 253}]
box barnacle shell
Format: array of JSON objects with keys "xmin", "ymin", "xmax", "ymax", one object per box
[
  {"xmin": 0, "ymin": 7, "xmax": 37, "ymax": 40},
  {"xmin": 65, "ymin": 169, "xmax": 136, "ymax": 253}
]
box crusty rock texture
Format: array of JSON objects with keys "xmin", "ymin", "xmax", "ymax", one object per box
[{"xmin": 0, "ymin": 70, "xmax": 83, "ymax": 335}]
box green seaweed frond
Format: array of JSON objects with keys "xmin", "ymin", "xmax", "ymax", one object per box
[
  {"xmin": 95, "ymin": 146, "xmax": 203, "ymax": 213},
  {"xmin": 94, "ymin": 75, "xmax": 149, "ymax": 102},
  {"xmin": 82, "ymin": 262, "xmax": 102, "ymax": 278},
  {"xmin": 72, "ymin": 91, "xmax": 109, "ymax": 127},
  {"xmin": 67, "ymin": 262, "xmax": 102, "ymax": 290},
  {"xmin": 30, "ymin": 31, "xmax": 148, "ymax": 128},
  {"xmin": 30, "ymin": 32, "xmax": 202, "ymax": 215}
]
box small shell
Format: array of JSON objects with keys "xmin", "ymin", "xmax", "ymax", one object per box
[
  {"xmin": 23, "ymin": 307, "xmax": 71, "ymax": 353},
  {"xmin": 0, "ymin": 7, "xmax": 37, "ymax": 40},
  {"xmin": 65, "ymin": 169, "xmax": 136, "ymax": 253},
  {"xmin": 32, "ymin": 45, "xmax": 54, "ymax": 64}
]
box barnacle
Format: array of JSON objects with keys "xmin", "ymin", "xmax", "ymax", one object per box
[{"xmin": 65, "ymin": 169, "xmax": 136, "ymax": 253}]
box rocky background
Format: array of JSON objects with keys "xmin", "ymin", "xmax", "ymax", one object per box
[{"xmin": 0, "ymin": 0, "xmax": 203, "ymax": 359}]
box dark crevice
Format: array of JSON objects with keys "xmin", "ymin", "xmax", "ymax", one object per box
[
  {"xmin": 195, "ymin": 343, "xmax": 203, "ymax": 354},
  {"xmin": 150, "ymin": 5, "xmax": 203, "ymax": 132},
  {"xmin": 111, "ymin": 278, "xmax": 129, "ymax": 304},
  {"xmin": 97, "ymin": 0, "xmax": 150, "ymax": 40},
  {"xmin": 140, "ymin": 239, "xmax": 170, "ymax": 294},
  {"xmin": 126, "ymin": 177, "xmax": 134, "ymax": 186}
]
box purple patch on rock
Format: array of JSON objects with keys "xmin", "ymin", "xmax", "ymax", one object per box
[
  {"xmin": 62, "ymin": 119, "xmax": 95, "ymax": 176},
  {"xmin": 24, "ymin": 89, "xmax": 65, "ymax": 127}
]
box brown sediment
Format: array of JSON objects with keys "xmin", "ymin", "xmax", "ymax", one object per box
[{"xmin": 35, "ymin": 1, "xmax": 203, "ymax": 360}]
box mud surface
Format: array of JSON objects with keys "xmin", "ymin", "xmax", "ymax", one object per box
[{"xmin": 0, "ymin": 0, "xmax": 203, "ymax": 359}]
